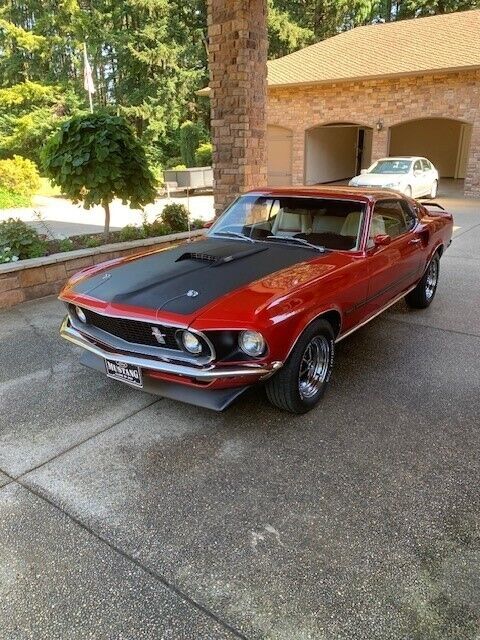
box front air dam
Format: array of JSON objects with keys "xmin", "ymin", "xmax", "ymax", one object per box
[{"xmin": 80, "ymin": 350, "xmax": 250, "ymax": 411}]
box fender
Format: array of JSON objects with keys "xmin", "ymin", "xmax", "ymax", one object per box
[{"xmin": 282, "ymin": 305, "xmax": 343, "ymax": 362}]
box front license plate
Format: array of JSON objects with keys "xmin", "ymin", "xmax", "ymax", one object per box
[{"xmin": 105, "ymin": 359, "xmax": 143, "ymax": 388}]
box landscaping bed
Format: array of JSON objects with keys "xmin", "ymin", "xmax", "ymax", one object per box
[
  {"xmin": 1, "ymin": 202, "xmax": 205, "ymax": 265},
  {"xmin": 42, "ymin": 219, "xmax": 205, "ymax": 255}
]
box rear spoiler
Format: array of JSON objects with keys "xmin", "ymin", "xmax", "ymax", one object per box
[{"xmin": 418, "ymin": 201, "xmax": 445, "ymax": 211}]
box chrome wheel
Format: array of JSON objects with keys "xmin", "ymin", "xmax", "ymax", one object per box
[
  {"xmin": 425, "ymin": 258, "xmax": 438, "ymax": 301},
  {"xmin": 298, "ymin": 335, "xmax": 331, "ymax": 399},
  {"xmin": 430, "ymin": 180, "xmax": 438, "ymax": 199}
]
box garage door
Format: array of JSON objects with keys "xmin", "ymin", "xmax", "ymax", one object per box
[
  {"xmin": 389, "ymin": 118, "xmax": 472, "ymax": 178},
  {"xmin": 267, "ymin": 126, "xmax": 293, "ymax": 186}
]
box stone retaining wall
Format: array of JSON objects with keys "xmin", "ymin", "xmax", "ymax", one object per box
[{"xmin": 0, "ymin": 230, "xmax": 204, "ymax": 309}]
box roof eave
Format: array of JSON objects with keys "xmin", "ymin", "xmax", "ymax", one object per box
[{"xmin": 268, "ymin": 64, "xmax": 480, "ymax": 90}]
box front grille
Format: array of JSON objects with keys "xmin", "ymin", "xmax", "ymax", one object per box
[{"xmin": 82, "ymin": 308, "xmax": 181, "ymax": 350}]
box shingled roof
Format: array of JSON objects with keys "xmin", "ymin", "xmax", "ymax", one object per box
[
  {"xmin": 197, "ymin": 9, "xmax": 480, "ymax": 96},
  {"xmin": 268, "ymin": 9, "xmax": 480, "ymax": 87}
]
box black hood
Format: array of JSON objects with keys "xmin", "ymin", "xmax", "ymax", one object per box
[{"xmin": 71, "ymin": 238, "xmax": 320, "ymax": 315}]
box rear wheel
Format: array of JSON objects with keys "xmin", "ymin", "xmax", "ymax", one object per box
[
  {"xmin": 265, "ymin": 319, "xmax": 335, "ymax": 414},
  {"xmin": 405, "ymin": 252, "xmax": 440, "ymax": 309}
]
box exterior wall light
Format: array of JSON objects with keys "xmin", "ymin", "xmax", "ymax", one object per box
[{"xmin": 376, "ymin": 119, "xmax": 384, "ymax": 132}]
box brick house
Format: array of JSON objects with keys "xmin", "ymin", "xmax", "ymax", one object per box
[{"xmin": 203, "ymin": 9, "xmax": 480, "ymax": 199}]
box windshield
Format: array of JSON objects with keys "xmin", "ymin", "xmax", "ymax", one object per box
[
  {"xmin": 209, "ymin": 195, "xmax": 366, "ymax": 251},
  {"xmin": 369, "ymin": 159, "xmax": 412, "ymax": 175}
]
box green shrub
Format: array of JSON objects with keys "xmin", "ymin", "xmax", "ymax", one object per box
[
  {"xmin": 0, "ymin": 217, "xmax": 46, "ymax": 259},
  {"xmin": 191, "ymin": 218, "xmax": 205, "ymax": 230},
  {"xmin": 194, "ymin": 142, "xmax": 212, "ymax": 167},
  {"xmin": 179, "ymin": 121, "xmax": 203, "ymax": 167},
  {"xmin": 119, "ymin": 225, "xmax": 144, "ymax": 242},
  {"xmin": 0, "ymin": 155, "xmax": 41, "ymax": 197},
  {"xmin": 144, "ymin": 220, "xmax": 171, "ymax": 237},
  {"xmin": 0, "ymin": 246, "xmax": 20, "ymax": 264},
  {"xmin": 85, "ymin": 235, "xmax": 102, "ymax": 248},
  {"xmin": 0, "ymin": 187, "xmax": 30, "ymax": 209},
  {"xmin": 58, "ymin": 237, "xmax": 74, "ymax": 252},
  {"xmin": 149, "ymin": 163, "xmax": 164, "ymax": 188},
  {"xmin": 166, "ymin": 157, "xmax": 184, "ymax": 169},
  {"xmin": 160, "ymin": 203, "xmax": 189, "ymax": 232}
]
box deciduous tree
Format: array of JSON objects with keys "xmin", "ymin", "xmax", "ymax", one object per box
[{"xmin": 42, "ymin": 113, "xmax": 157, "ymax": 241}]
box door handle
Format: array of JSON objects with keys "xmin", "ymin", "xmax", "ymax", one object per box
[{"xmin": 409, "ymin": 238, "xmax": 422, "ymax": 245}]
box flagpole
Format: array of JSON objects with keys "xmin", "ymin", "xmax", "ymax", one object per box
[
  {"xmin": 83, "ymin": 42, "xmax": 94, "ymax": 113},
  {"xmin": 88, "ymin": 89, "xmax": 93, "ymax": 114}
]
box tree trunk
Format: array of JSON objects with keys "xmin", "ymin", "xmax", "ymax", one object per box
[{"xmin": 103, "ymin": 201, "xmax": 111, "ymax": 243}]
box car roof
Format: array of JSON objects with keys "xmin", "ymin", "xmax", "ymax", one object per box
[
  {"xmin": 245, "ymin": 185, "xmax": 404, "ymax": 202},
  {"xmin": 376, "ymin": 156, "xmax": 425, "ymax": 161}
]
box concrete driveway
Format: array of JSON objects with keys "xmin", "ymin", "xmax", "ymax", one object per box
[{"xmin": 1, "ymin": 193, "xmax": 479, "ymax": 639}]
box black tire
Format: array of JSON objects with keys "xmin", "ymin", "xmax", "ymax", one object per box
[
  {"xmin": 265, "ymin": 319, "xmax": 335, "ymax": 414},
  {"xmin": 405, "ymin": 252, "xmax": 440, "ymax": 309}
]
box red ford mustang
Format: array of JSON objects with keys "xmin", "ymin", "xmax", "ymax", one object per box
[{"xmin": 59, "ymin": 186, "xmax": 453, "ymax": 413}]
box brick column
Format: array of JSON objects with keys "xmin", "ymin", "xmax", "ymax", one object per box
[
  {"xmin": 208, "ymin": 0, "xmax": 268, "ymax": 215},
  {"xmin": 464, "ymin": 121, "xmax": 480, "ymax": 198},
  {"xmin": 371, "ymin": 128, "xmax": 389, "ymax": 163}
]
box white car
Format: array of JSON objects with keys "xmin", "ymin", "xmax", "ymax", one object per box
[{"xmin": 349, "ymin": 156, "xmax": 439, "ymax": 199}]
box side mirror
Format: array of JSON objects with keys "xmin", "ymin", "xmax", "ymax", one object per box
[
  {"xmin": 203, "ymin": 220, "xmax": 214, "ymax": 229},
  {"xmin": 414, "ymin": 169, "xmax": 422, "ymax": 177},
  {"xmin": 373, "ymin": 234, "xmax": 391, "ymax": 247},
  {"xmin": 360, "ymin": 169, "xmax": 368, "ymax": 175}
]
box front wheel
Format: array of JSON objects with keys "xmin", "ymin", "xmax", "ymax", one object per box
[
  {"xmin": 429, "ymin": 180, "xmax": 438, "ymax": 199},
  {"xmin": 404, "ymin": 185, "xmax": 412, "ymax": 198},
  {"xmin": 265, "ymin": 319, "xmax": 335, "ymax": 414},
  {"xmin": 405, "ymin": 253, "xmax": 440, "ymax": 309}
]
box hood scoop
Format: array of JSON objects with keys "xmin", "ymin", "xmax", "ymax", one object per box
[
  {"xmin": 176, "ymin": 251, "xmax": 220, "ymax": 264},
  {"xmin": 176, "ymin": 244, "xmax": 267, "ymax": 267}
]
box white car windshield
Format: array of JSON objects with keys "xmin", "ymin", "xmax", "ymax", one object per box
[
  {"xmin": 369, "ymin": 160, "xmax": 412, "ymax": 175},
  {"xmin": 209, "ymin": 195, "xmax": 366, "ymax": 251}
]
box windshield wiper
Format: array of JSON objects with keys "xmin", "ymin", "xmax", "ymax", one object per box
[
  {"xmin": 266, "ymin": 235, "xmax": 325, "ymax": 252},
  {"xmin": 211, "ymin": 231, "xmax": 254, "ymax": 243}
]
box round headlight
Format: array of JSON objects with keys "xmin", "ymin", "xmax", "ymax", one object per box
[
  {"xmin": 182, "ymin": 330, "xmax": 202, "ymax": 354},
  {"xmin": 239, "ymin": 330, "xmax": 265, "ymax": 357},
  {"xmin": 75, "ymin": 306, "xmax": 87, "ymax": 323}
]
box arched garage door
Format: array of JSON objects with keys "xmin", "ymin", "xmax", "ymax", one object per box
[
  {"xmin": 267, "ymin": 125, "xmax": 292, "ymax": 186},
  {"xmin": 389, "ymin": 118, "xmax": 472, "ymax": 179},
  {"xmin": 305, "ymin": 124, "xmax": 373, "ymax": 185}
]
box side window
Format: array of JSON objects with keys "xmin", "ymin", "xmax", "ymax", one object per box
[
  {"xmin": 370, "ymin": 200, "xmax": 409, "ymax": 241},
  {"xmin": 421, "ymin": 159, "xmax": 430, "ymax": 171},
  {"xmin": 413, "ymin": 160, "xmax": 423, "ymax": 173},
  {"xmin": 400, "ymin": 200, "xmax": 417, "ymax": 230}
]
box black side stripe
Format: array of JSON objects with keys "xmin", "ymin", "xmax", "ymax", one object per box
[{"xmin": 346, "ymin": 269, "xmax": 418, "ymax": 315}]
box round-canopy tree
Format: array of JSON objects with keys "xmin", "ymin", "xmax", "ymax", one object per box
[{"xmin": 42, "ymin": 113, "xmax": 157, "ymax": 241}]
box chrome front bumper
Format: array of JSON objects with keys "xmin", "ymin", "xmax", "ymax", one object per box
[{"xmin": 60, "ymin": 317, "xmax": 282, "ymax": 382}]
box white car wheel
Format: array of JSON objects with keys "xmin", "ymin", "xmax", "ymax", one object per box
[
  {"xmin": 404, "ymin": 185, "xmax": 412, "ymax": 198},
  {"xmin": 429, "ymin": 180, "xmax": 438, "ymax": 199}
]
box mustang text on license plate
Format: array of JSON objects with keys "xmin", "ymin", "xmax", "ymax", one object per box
[{"xmin": 105, "ymin": 359, "xmax": 143, "ymax": 388}]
